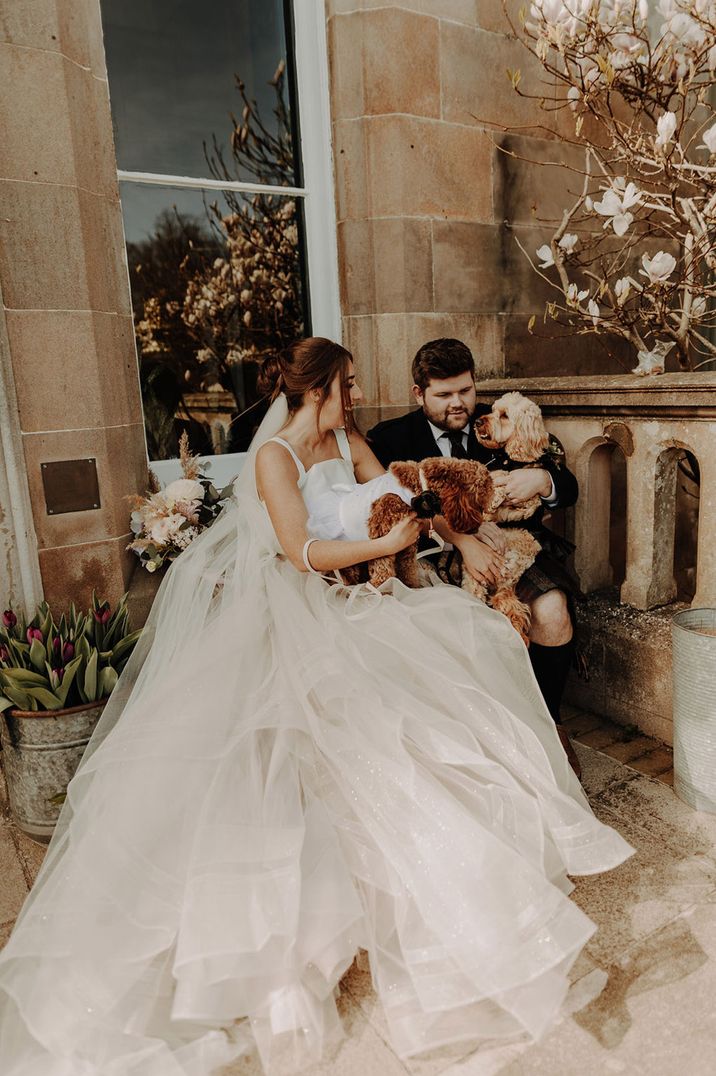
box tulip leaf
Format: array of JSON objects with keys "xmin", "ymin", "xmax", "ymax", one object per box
[
  {"xmin": 56, "ymin": 655, "xmax": 83, "ymax": 706},
  {"xmin": 29, "ymin": 638, "xmax": 46, "ymax": 672},
  {"xmin": 3, "ymin": 684, "xmax": 32, "ymax": 710},
  {"xmin": 0, "ymin": 695, "xmax": 14, "ymax": 712},
  {"xmin": 2, "ymin": 668, "xmax": 49, "ymax": 687},
  {"xmin": 84, "ymin": 650, "xmax": 98, "ymax": 702},
  {"xmin": 24, "ymin": 686, "xmax": 64, "ymax": 711},
  {"xmin": 110, "ymin": 630, "xmax": 142, "ymax": 669},
  {"xmin": 98, "ymin": 665, "xmax": 118, "ymax": 697}
]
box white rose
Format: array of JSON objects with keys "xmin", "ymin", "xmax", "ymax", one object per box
[
  {"xmin": 163, "ymin": 478, "xmax": 203, "ymax": 507},
  {"xmin": 149, "ymin": 516, "xmax": 179, "ymax": 546}
]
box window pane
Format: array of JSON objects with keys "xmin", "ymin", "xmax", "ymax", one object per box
[
  {"xmin": 121, "ymin": 183, "xmax": 307, "ymax": 460},
  {"xmin": 101, "ymin": 0, "xmax": 299, "ymax": 187}
]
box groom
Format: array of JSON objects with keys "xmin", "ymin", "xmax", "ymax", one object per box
[{"xmin": 366, "ymin": 339, "xmax": 581, "ymax": 771}]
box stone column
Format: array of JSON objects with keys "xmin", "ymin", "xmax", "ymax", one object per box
[
  {"xmin": 0, "ymin": 296, "xmax": 43, "ymax": 611},
  {"xmin": 621, "ymin": 434, "xmax": 677, "ymax": 610},
  {"xmin": 0, "ymin": 0, "xmax": 147, "ymax": 612}
]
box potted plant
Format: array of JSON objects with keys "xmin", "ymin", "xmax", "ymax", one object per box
[{"xmin": 0, "ymin": 593, "xmax": 142, "ymax": 842}]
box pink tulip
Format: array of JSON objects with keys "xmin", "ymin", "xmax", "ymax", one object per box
[
  {"xmin": 92, "ymin": 605, "xmax": 112, "ymax": 625},
  {"xmin": 26, "ymin": 627, "xmax": 43, "ymax": 644},
  {"xmin": 0, "ymin": 645, "xmax": 9, "ymax": 663},
  {"xmin": 62, "ymin": 641, "xmax": 75, "ymax": 662},
  {"xmin": 2, "ymin": 610, "xmax": 17, "ymax": 629}
]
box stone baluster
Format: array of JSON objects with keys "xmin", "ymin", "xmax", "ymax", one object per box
[
  {"xmin": 573, "ymin": 441, "xmax": 614, "ymax": 593},
  {"xmin": 621, "ymin": 436, "xmax": 677, "ymax": 610},
  {"xmin": 693, "ymin": 452, "xmax": 716, "ymax": 609}
]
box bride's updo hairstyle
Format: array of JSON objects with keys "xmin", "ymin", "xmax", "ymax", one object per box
[{"xmin": 259, "ymin": 337, "xmax": 355, "ymax": 432}]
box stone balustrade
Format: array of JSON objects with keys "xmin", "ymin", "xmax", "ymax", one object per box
[{"xmin": 473, "ymin": 373, "xmax": 716, "ymax": 613}]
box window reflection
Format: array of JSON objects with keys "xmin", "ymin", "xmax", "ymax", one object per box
[
  {"xmin": 101, "ymin": 0, "xmax": 298, "ymax": 186},
  {"xmin": 123, "ymin": 184, "xmax": 306, "ymax": 459}
]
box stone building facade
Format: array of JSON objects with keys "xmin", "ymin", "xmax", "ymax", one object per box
[{"xmin": 1, "ymin": 0, "xmax": 712, "ymax": 740}]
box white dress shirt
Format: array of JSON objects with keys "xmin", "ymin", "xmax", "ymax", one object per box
[{"xmin": 426, "ymin": 419, "xmax": 558, "ymax": 506}]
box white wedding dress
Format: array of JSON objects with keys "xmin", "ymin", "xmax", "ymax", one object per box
[{"xmin": 0, "ymin": 398, "xmax": 632, "ymax": 1076}]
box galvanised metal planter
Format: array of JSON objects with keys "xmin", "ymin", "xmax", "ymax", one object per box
[
  {"xmin": 672, "ymin": 608, "xmax": 716, "ymax": 813},
  {"xmin": 0, "ymin": 700, "xmax": 105, "ymax": 842}
]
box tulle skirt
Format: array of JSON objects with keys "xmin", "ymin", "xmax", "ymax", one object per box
[{"xmin": 0, "ymin": 548, "xmax": 632, "ymax": 1075}]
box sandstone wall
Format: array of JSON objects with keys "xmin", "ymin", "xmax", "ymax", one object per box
[
  {"xmin": 325, "ymin": 0, "xmax": 629, "ymax": 430},
  {"xmin": 0, "ymin": 0, "xmax": 146, "ymax": 610}
]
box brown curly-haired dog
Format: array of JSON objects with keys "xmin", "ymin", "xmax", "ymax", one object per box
[
  {"xmin": 340, "ymin": 457, "xmax": 491, "ymax": 589},
  {"xmin": 475, "ymin": 391, "xmax": 550, "ymax": 523},
  {"xmin": 465, "ymin": 391, "xmax": 551, "ymax": 641}
]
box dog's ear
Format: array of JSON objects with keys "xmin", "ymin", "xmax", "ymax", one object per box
[
  {"xmin": 389, "ymin": 461, "xmax": 420, "ymax": 492},
  {"xmin": 433, "ymin": 460, "xmax": 492, "ymax": 533},
  {"xmin": 505, "ymin": 399, "xmax": 549, "ymax": 462}
]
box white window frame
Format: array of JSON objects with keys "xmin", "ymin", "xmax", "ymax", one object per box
[{"xmin": 118, "ymin": 0, "xmax": 340, "ymax": 488}]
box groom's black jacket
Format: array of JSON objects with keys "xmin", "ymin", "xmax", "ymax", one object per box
[{"xmin": 366, "ymin": 405, "xmax": 578, "ymax": 542}]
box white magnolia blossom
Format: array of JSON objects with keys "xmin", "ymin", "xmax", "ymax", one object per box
[
  {"xmin": 566, "ymin": 283, "xmax": 589, "ymax": 304},
  {"xmin": 536, "ymin": 243, "xmax": 555, "ymax": 268},
  {"xmin": 614, "ymin": 276, "xmax": 632, "ymax": 304},
  {"xmin": 655, "ymin": 111, "xmax": 677, "ymax": 149},
  {"xmin": 588, "ymin": 298, "xmax": 600, "ymax": 326},
  {"xmin": 592, "ymin": 181, "xmax": 641, "ymax": 237},
  {"xmin": 558, "ymin": 233, "xmax": 579, "ymax": 252},
  {"xmin": 702, "ymin": 122, "xmax": 716, "ymax": 154},
  {"xmin": 691, "ymin": 295, "xmax": 708, "ymax": 319},
  {"xmin": 639, "ymin": 251, "xmax": 677, "ymax": 284},
  {"xmin": 633, "ymin": 340, "xmax": 675, "ymax": 376}
]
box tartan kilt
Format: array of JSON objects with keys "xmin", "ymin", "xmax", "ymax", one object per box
[{"xmin": 433, "ymin": 528, "xmax": 582, "ymax": 623}]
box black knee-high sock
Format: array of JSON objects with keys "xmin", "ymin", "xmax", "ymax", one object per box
[{"xmin": 529, "ymin": 640, "xmax": 574, "ymax": 724}]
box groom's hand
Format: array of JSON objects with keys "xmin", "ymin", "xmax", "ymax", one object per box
[
  {"xmin": 453, "ymin": 534, "xmax": 504, "ymax": 588},
  {"xmin": 496, "ymin": 468, "xmax": 552, "ymax": 506},
  {"xmin": 476, "ymin": 522, "xmax": 507, "ymax": 554}
]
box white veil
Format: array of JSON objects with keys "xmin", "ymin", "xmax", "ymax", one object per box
[{"xmin": 26, "ymin": 394, "xmax": 290, "ymax": 893}]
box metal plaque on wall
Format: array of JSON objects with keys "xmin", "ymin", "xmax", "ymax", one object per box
[{"xmin": 41, "ymin": 459, "xmax": 101, "ymax": 515}]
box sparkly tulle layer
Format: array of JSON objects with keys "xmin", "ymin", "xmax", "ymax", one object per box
[{"xmin": 0, "ymin": 402, "xmax": 632, "ymax": 1075}]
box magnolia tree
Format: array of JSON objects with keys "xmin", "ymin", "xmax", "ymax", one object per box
[{"xmin": 507, "ymin": 0, "xmax": 716, "ymax": 374}]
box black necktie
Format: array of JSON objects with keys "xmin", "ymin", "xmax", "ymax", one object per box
[{"xmin": 447, "ymin": 431, "xmax": 467, "ymax": 458}]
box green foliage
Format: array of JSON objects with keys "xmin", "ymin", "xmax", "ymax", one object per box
[{"xmin": 0, "ymin": 594, "xmax": 141, "ymax": 713}]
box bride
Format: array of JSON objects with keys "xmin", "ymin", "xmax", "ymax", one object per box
[{"xmin": 0, "ymin": 337, "xmax": 631, "ymax": 1076}]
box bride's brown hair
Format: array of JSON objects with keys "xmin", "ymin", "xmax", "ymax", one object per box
[{"xmin": 259, "ymin": 337, "xmax": 355, "ymax": 432}]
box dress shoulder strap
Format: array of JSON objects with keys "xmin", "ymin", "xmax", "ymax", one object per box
[
  {"xmin": 265, "ymin": 436, "xmax": 307, "ymax": 479},
  {"xmin": 334, "ymin": 427, "xmax": 353, "ymax": 465}
]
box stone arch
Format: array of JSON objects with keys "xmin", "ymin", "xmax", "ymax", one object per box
[
  {"xmin": 665, "ymin": 443, "xmax": 700, "ymax": 604},
  {"xmin": 573, "ymin": 435, "xmax": 628, "ymax": 594}
]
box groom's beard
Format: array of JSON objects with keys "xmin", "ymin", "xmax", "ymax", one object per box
[{"xmin": 422, "ymin": 402, "xmax": 475, "ymax": 433}]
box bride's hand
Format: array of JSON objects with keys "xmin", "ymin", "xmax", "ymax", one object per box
[{"xmin": 379, "ymin": 513, "xmax": 422, "ymax": 555}]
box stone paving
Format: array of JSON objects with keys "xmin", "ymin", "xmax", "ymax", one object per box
[{"xmin": 3, "ymin": 707, "xmax": 716, "ymax": 1075}]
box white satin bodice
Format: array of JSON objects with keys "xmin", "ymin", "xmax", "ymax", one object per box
[{"xmin": 265, "ymin": 429, "xmax": 410, "ymax": 541}]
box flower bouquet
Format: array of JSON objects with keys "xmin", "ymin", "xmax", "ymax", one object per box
[
  {"xmin": 0, "ymin": 592, "xmax": 141, "ymax": 713},
  {"xmin": 128, "ymin": 433, "xmax": 234, "ymax": 573}
]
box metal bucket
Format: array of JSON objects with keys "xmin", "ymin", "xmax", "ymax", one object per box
[
  {"xmin": 0, "ymin": 700, "xmax": 104, "ymax": 842},
  {"xmin": 672, "ymin": 608, "xmax": 716, "ymax": 813}
]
